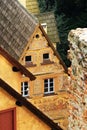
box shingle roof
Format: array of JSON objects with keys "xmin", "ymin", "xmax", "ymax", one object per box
[
  {"xmin": 0, "ymin": 0, "xmax": 38, "ymax": 60},
  {"xmin": 0, "ymin": 78, "xmax": 62, "ymax": 130},
  {"xmin": 0, "ymin": 0, "xmax": 67, "ymax": 73},
  {"xmin": 36, "ymin": 12, "xmax": 60, "ymax": 43}
]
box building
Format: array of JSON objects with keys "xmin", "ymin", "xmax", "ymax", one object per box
[
  {"xmin": 0, "ymin": 0, "xmax": 69, "ymax": 129},
  {"xmin": 19, "ymin": 23, "xmax": 69, "ymax": 130},
  {"xmin": 0, "ymin": 46, "xmax": 62, "ymax": 130},
  {"xmin": 18, "ymin": 0, "xmax": 60, "ymax": 47}
]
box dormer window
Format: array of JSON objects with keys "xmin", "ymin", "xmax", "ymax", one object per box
[
  {"xmin": 25, "ymin": 56, "xmax": 31, "ymax": 62},
  {"xmin": 41, "ymin": 53, "xmax": 54, "ymax": 65},
  {"xmin": 43, "ymin": 53, "xmax": 49, "ymax": 60},
  {"xmin": 25, "ymin": 55, "xmax": 36, "ymax": 67}
]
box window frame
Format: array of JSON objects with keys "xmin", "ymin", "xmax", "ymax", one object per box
[
  {"xmin": 44, "ymin": 78, "xmax": 54, "ymax": 94},
  {"xmin": 21, "ymin": 81, "xmax": 29, "ymax": 97},
  {"xmin": 43, "ymin": 53, "xmax": 49, "ymax": 60},
  {"xmin": 25, "ymin": 55, "xmax": 32, "ymax": 63}
]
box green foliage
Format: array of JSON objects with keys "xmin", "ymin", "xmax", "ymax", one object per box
[
  {"xmin": 55, "ymin": 0, "xmax": 87, "ymax": 16},
  {"xmin": 37, "ymin": 0, "xmax": 55, "ymax": 12},
  {"xmin": 38, "ymin": 0, "xmax": 87, "ymax": 67}
]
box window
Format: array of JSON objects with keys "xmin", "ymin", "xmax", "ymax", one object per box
[
  {"xmin": 35, "ymin": 34, "xmax": 39, "ymax": 38},
  {"xmin": 43, "ymin": 53, "xmax": 49, "ymax": 60},
  {"xmin": 21, "ymin": 82, "xmax": 29, "ymax": 97},
  {"xmin": 44, "ymin": 78, "xmax": 54, "ymax": 94},
  {"xmin": 25, "ymin": 56, "xmax": 31, "ymax": 62}
]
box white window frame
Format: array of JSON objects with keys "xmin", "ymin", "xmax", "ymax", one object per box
[
  {"xmin": 21, "ymin": 82, "xmax": 29, "ymax": 97},
  {"xmin": 44, "ymin": 78, "xmax": 54, "ymax": 94}
]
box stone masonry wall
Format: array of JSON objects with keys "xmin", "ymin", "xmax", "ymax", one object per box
[{"xmin": 68, "ymin": 28, "xmax": 87, "ymax": 130}]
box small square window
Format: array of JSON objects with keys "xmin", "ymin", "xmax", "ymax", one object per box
[
  {"xmin": 25, "ymin": 56, "xmax": 31, "ymax": 62},
  {"xmin": 43, "ymin": 53, "xmax": 49, "ymax": 60}
]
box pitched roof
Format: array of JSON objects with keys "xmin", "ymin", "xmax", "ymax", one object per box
[
  {"xmin": 0, "ymin": 0, "xmax": 67, "ymax": 73},
  {"xmin": 0, "ymin": 0, "xmax": 38, "ymax": 60},
  {"xmin": 0, "ymin": 47, "xmax": 35, "ymax": 80},
  {"xmin": 0, "ymin": 78, "xmax": 62, "ymax": 130},
  {"xmin": 36, "ymin": 12, "xmax": 60, "ymax": 43}
]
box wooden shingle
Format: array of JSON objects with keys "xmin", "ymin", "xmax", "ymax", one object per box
[{"xmin": 0, "ymin": 0, "xmax": 38, "ymax": 60}]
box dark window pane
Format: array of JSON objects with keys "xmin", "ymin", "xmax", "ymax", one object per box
[
  {"xmin": 25, "ymin": 91, "xmax": 28, "ymax": 95},
  {"xmin": 50, "ymin": 87, "xmax": 53, "ymax": 91},
  {"xmin": 25, "ymin": 56, "xmax": 31, "ymax": 61},
  {"xmin": 44, "ymin": 88, "xmax": 48, "ymax": 92},
  {"xmin": 44, "ymin": 84, "xmax": 48, "ymax": 87},
  {"xmin": 50, "ymin": 78, "xmax": 53, "ymax": 82},
  {"xmin": 24, "ymin": 86, "xmax": 28, "ymax": 90},
  {"xmin": 50, "ymin": 83, "xmax": 53, "ymax": 86},
  {"xmin": 44, "ymin": 79, "xmax": 48, "ymax": 83},
  {"xmin": 43, "ymin": 53, "xmax": 49, "ymax": 59},
  {"xmin": 24, "ymin": 82, "xmax": 28, "ymax": 86}
]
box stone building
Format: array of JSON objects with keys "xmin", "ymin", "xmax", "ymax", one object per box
[
  {"xmin": 0, "ymin": 46, "xmax": 62, "ymax": 130},
  {"xmin": 0, "ymin": 0, "xmax": 69, "ymax": 129},
  {"xmin": 68, "ymin": 28, "xmax": 87, "ymax": 130}
]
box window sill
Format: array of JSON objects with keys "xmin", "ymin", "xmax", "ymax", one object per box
[
  {"xmin": 41, "ymin": 60, "xmax": 54, "ymax": 65},
  {"xmin": 44, "ymin": 92, "xmax": 56, "ymax": 96},
  {"xmin": 25, "ymin": 62, "xmax": 36, "ymax": 67}
]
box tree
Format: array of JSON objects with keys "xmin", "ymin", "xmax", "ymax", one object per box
[{"xmin": 38, "ymin": 0, "xmax": 87, "ymax": 67}]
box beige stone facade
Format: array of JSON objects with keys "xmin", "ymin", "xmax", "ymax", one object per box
[
  {"xmin": 0, "ymin": 47, "xmax": 62, "ymax": 130},
  {"xmin": 19, "ymin": 25, "xmax": 69, "ymax": 129},
  {"xmin": 0, "ymin": 88, "xmax": 51, "ymax": 130}
]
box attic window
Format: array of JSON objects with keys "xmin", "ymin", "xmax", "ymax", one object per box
[
  {"xmin": 35, "ymin": 34, "xmax": 39, "ymax": 38},
  {"xmin": 25, "ymin": 56, "xmax": 31, "ymax": 62},
  {"xmin": 43, "ymin": 53, "xmax": 49, "ymax": 60},
  {"xmin": 41, "ymin": 53, "xmax": 54, "ymax": 65}
]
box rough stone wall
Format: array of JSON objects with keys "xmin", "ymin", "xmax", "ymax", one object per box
[{"xmin": 68, "ymin": 28, "xmax": 87, "ymax": 130}]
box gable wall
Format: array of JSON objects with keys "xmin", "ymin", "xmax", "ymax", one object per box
[
  {"xmin": 19, "ymin": 27, "xmax": 69, "ymax": 129},
  {"xmin": 20, "ymin": 27, "xmax": 68, "ymax": 97},
  {"xmin": 0, "ymin": 88, "xmax": 51, "ymax": 130}
]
